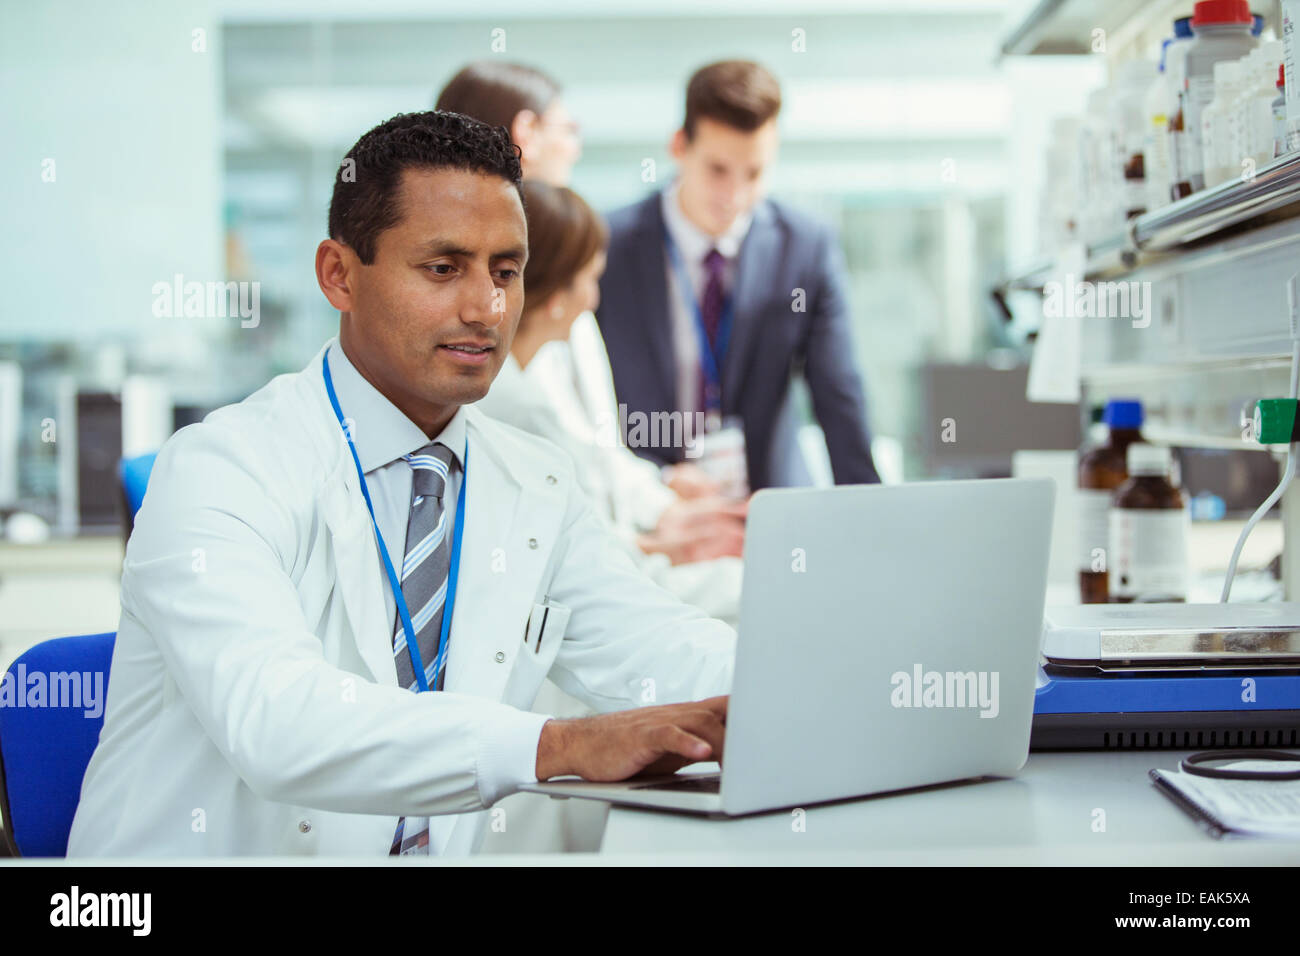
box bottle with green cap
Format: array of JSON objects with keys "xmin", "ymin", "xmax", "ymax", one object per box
[
  {"xmin": 1109, "ymin": 443, "xmax": 1190, "ymax": 603},
  {"xmin": 1078, "ymin": 399, "xmax": 1145, "ymax": 603}
]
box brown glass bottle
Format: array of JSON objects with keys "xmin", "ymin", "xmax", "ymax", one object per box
[
  {"xmin": 1078, "ymin": 401, "xmax": 1144, "ymax": 603},
  {"xmin": 1109, "ymin": 443, "xmax": 1189, "ymax": 603},
  {"xmin": 1123, "ymin": 151, "xmax": 1147, "ymax": 219},
  {"xmin": 1169, "ymin": 100, "xmax": 1194, "ymax": 201},
  {"xmin": 1170, "ymin": 97, "xmax": 1190, "ymax": 201}
]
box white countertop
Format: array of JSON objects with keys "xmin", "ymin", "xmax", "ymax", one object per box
[{"xmin": 597, "ymin": 750, "xmax": 1300, "ymax": 864}]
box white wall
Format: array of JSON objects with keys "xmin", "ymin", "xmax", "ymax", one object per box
[{"xmin": 0, "ymin": 0, "xmax": 222, "ymax": 344}]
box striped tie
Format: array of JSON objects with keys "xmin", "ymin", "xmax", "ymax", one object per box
[{"xmin": 390, "ymin": 440, "xmax": 456, "ymax": 855}]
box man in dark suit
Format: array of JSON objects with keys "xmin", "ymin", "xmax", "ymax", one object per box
[{"xmin": 596, "ymin": 60, "xmax": 881, "ymax": 492}]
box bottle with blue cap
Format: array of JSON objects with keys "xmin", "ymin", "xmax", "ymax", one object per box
[{"xmin": 1078, "ymin": 399, "xmax": 1145, "ymax": 603}]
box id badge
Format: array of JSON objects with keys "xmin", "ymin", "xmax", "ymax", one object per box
[{"xmin": 696, "ymin": 416, "xmax": 748, "ymax": 499}]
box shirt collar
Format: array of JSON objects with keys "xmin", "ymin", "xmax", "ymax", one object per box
[
  {"xmin": 661, "ymin": 176, "xmax": 754, "ymax": 262},
  {"xmin": 325, "ymin": 337, "xmax": 466, "ymax": 475}
]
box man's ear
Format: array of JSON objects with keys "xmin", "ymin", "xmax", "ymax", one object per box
[
  {"xmin": 316, "ymin": 239, "xmax": 358, "ymax": 312},
  {"xmin": 668, "ymin": 127, "xmax": 687, "ymax": 160}
]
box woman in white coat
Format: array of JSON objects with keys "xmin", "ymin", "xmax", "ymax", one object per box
[{"xmin": 479, "ymin": 182, "xmax": 746, "ymax": 618}]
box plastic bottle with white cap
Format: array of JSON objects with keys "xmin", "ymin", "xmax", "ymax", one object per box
[
  {"xmin": 1201, "ymin": 59, "xmax": 1245, "ymax": 187},
  {"xmin": 1159, "ymin": 15, "xmax": 1196, "ymax": 205},
  {"xmin": 1153, "ymin": 17, "xmax": 1196, "ymax": 208},
  {"xmin": 1244, "ymin": 41, "xmax": 1285, "ymax": 166},
  {"xmin": 1175, "ymin": 0, "xmax": 1259, "ymax": 197},
  {"xmin": 1111, "ymin": 59, "xmax": 1157, "ymax": 219}
]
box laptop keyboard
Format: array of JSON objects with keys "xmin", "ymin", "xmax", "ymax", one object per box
[{"xmin": 632, "ymin": 774, "xmax": 721, "ymax": 793}]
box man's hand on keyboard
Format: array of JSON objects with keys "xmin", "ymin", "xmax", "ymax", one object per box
[{"xmin": 535, "ymin": 696, "xmax": 727, "ymax": 782}]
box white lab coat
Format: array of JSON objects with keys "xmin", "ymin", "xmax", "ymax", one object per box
[
  {"xmin": 529, "ymin": 313, "xmax": 678, "ymax": 531},
  {"xmin": 67, "ymin": 338, "xmax": 735, "ymax": 858},
  {"xmin": 486, "ymin": 315, "xmax": 743, "ymax": 625}
]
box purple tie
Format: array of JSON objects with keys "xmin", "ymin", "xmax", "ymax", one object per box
[{"xmin": 697, "ymin": 248, "xmax": 727, "ymax": 414}]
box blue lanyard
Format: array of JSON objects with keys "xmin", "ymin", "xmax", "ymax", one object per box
[
  {"xmin": 662, "ymin": 224, "xmax": 735, "ymax": 414},
  {"xmin": 321, "ymin": 351, "xmax": 467, "ymax": 694}
]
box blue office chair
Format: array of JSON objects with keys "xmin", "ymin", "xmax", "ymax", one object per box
[
  {"xmin": 0, "ymin": 632, "xmax": 115, "ymax": 857},
  {"xmin": 119, "ymin": 452, "xmax": 158, "ymax": 530}
]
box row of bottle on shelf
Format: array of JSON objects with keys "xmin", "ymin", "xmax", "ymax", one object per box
[
  {"xmin": 1041, "ymin": 0, "xmax": 1300, "ymax": 253},
  {"xmin": 1077, "ymin": 400, "xmax": 1191, "ymax": 604}
]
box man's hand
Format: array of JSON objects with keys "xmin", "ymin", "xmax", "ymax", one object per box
[
  {"xmin": 636, "ymin": 497, "xmax": 746, "ymax": 565},
  {"xmin": 535, "ymin": 696, "xmax": 728, "ymax": 782},
  {"xmin": 662, "ymin": 463, "xmax": 721, "ymax": 500}
]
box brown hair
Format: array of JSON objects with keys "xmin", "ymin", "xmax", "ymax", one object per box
[
  {"xmin": 520, "ymin": 180, "xmax": 607, "ymax": 319},
  {"xmin": 683, "ymin": 60, "xmax": 782, "ymax": 140},
  {"xmin": 436, "ymin": 62, "xmax": 561, "ymax": 133}
]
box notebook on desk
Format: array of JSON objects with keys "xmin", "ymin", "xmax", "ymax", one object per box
[{"xmin": 1151, "ymin": 764, "xmax": 1300, "ymax": 839}]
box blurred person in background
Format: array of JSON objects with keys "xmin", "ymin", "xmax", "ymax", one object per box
[
  {"xmin": 436, "ymin": 61, "xmax": 582, "ymax": 187},
  {"xmin": 477, "ymin": 180, "xmax": 745, "ymax": 618},
  {"xmin": 436, "ymin": 61, "xmax": 730, "ymax": 504},
  {"xmin": 596, "ymin": 59, "xmax": 882, "ymax": 491}
]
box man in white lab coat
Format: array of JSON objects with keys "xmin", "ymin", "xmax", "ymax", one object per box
[{"xmin": 67, "ymin": 110, "xmax": 734, "ymax": 858}]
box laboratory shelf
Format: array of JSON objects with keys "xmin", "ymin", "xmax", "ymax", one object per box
[
  {"xmin": 1137, "ymin": 152, "xmax": 1300, "ymax": 250},
  {"xmin": 1000, "ymin": 0, "xmax": 1186, "ymax": 57},
  {"xmin": 1003, "ymin": 151, "xmax": 1300, "ymax": 293}
]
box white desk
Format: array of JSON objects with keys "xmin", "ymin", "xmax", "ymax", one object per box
[{"xmin": 598, "ymin": 751, "xmax": 1300, "ymax": 864}]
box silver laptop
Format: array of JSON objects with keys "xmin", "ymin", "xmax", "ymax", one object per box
[{"xmin": 520, "ymin": 477, "xmax": 1055, "ymax": 816}]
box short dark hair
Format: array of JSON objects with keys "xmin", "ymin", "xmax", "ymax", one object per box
[
  {"xmin": 435, "ymin": 61, "xmax": 561, "ymax": 132},
  {"xmin": 328, "ymin": 110, "xmax": 523, "ymax": 265},
  {"xmin": 683, "ymin": 60, "xmax": 782, "ymax": 140}
]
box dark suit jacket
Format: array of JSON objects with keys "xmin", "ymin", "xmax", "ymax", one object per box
[{"xmin": 595, "ymin": 191, "xmax": 881, "ymax": 490}]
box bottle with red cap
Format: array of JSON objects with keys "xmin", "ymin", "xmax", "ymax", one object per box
[
  {"xmin": 1172, "ymin": 0, "xmax": 1259, "ymax": 198},
  {"xmin": 1273, "ymin": 64, "xmax": 1290, "ymax": 157}
]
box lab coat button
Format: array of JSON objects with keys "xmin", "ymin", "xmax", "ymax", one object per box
[
  {"xmin": 546, "ymin": 475, "xmax": 557, "ymax": 485},
  {"xmin": 298, "ymin": 820, "xmax": 312, "ymax": 833},
  {"xmin": 528, "ymin": 538, "xmax": 538, "ymax": 549},
  {"xmin": 495, "ymin": 651, "xmax": 506, "ymax": 663}
]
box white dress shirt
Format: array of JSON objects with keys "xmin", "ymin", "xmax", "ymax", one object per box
[
  {"xmin": 325, "ymin": 340, "xmax": 467, "ymax": 634},
  {"xmin": 660, "ymin": 177, "xmax": 754, "ymax": 415}
]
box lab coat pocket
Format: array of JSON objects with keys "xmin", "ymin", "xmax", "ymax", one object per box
[
  {"xmin": 524, "ymin": 602, "xmax": 570, "ymax": 658},
  {"xmin": 505, "ymin": 602, "xmax": 571, "ymax": 707}
]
